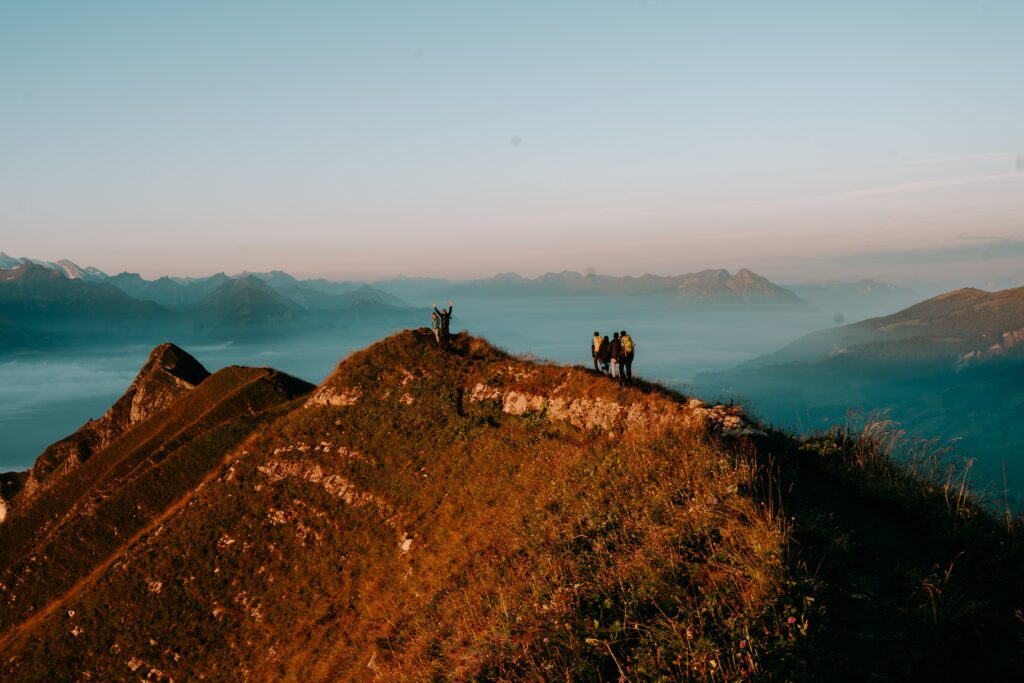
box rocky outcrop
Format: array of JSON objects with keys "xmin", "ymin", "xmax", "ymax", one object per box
[
  {"xmin": 468, "ymin": 380, "xmax": 746, "ymax": 437},
  {"xmin": 18, "ymin": 343, "xmax": 210, "ymax": 503},
  {"xmin": 305, "ymin": 385, "xmax": 362, "ymax": 408}
]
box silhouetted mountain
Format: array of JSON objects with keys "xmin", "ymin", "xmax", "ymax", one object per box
[
  {"xmin": 433, "ymin": 268, "xmax": 805, "ymax": 305},
  {"xmin": 791, "ymin": 277, "xmax": 900, "ymax": 298},
  {"xmin": 370, "ymin": 275, "xmax": 453, "ymax": 299},
  {"xmin": 675, "ymin": 268, "xmax": 804, "ymax": 305},
  {"xmin": 696, "ymin": 286, "xmax": 1024, "ymax": 490},
  {"xmin": 233, "ymin": 269, "xmax": 302, "ymax": 289},
  {"xmin": 107, "ymin": 272, "xmax": 232, "ymax": 307},
  {"xmin": 271, "ymin": 283, "xmax": 408, "ymax": 310},
  {"xmin": 0, "ymin": 264, "xmax": 170, "ymax": 333},
  {"xmin": 0, "ymin": 319, "xmax": 62, "ymax": 354},
  {"xmin": 744, "ymin": 285, "xmax": 1024, "ymax": 368},
  {"xmin": 1, "ymin": 332, "xmax": 1021, "ymax": 681},
  {"xmin": 191, "ymin": 275, "xmax": 302, "ymax": 326}
]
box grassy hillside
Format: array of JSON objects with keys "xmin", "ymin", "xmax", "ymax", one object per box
[
  {"xmin": 744, "ymin": 285, "xmax": 1024, "ymax": 368},
  {"xmin": 0, "ymin": 361, "xmax": 313, "ymax": 636},
  {"xmin": 1, "ymin": 330, "xmax": 1022, "ymax": 680}
]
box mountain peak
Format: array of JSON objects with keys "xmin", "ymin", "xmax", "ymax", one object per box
[
  {"xmin": 0, "ymin": 262, "xmax": 65, "ymax": 282},
  {"xmin": 20, "ymin": 344, "xmax": 210, "ymax": 498},
  {"xmin": 143, "ymin": 342, "xmax": 212, "ymax": 391}
]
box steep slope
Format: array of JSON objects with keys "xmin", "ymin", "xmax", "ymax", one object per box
[
  {"xmin": 745, "ymin": 285, "xmax": 1024, "ymax": 368},
  {"xmin": 0, "ymin": 352, "xmax": 313, "ymax": 637},
  {"xmin": 16, "ymin": 344, "xmax": 211, "ymax": 500},
  {"xmin": 2, "ymin": 332, "xmax": 1022, "ymax": 681},
  {"xmin": 0, "ymin": 331, "xmax": 787, "ymax": 681},
  {"xmin": 697, "ymin": 285, "xmax": 1024, "ymax": 495}
]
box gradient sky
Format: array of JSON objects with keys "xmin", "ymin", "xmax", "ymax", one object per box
[{"xmin": 2, "ymin": 1, "xmax": 1022, "ymax": 283}]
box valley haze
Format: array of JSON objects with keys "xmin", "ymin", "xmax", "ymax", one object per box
[
  {"xmin": 3, "ymin": 2, "xmax": 1024, "ymax": 678},
  {"xmin": 3, "ymin": 255, "xmax": 1024, "ymax": 510}
]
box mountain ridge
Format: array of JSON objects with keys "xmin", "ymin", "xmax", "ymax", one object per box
[
  {"xmin": 1, "ymin": 331, "xmax": 1022, "ymax": 680},
  {"xmin": 17, "ymin": 344, "xmax": 210, "ymax": 501},
  {"xmin": 740, "ymin": 284, "xmax": 1024, "ymax": 369},
  {"xmin": 428, "ymin": 267, "xmax": 806, "ymax": 305}
]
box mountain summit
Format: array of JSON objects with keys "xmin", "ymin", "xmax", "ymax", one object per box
[{"xmin": 19, "ymin": 344, "xmax": 210, "ymax": 499}]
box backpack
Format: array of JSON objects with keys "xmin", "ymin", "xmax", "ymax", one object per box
[{"xmin": 621, "ymin": 335, "xmax": 634, "ymax": 354}]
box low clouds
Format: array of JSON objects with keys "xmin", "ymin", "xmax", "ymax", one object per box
[{"xmin": 0, "ymin": 359, "xmax": 136, "ymax": 419}]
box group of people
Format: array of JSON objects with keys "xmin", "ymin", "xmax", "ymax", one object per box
[
  {"xmin": 592, "ymin": 330, "xmax": 636, "ymax": 383},
  {"xmin": 431, "ymin": 302, "xmax": 454, "ymax": 348}
]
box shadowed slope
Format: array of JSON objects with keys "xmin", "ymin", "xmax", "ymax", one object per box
[
  {"xmin": 17, "ymin": 344, "xmax": 211, "ymax": 500},
  {"xmin": 745, "ymin": 285, "xmax": 1024, "ymax": 367},
  {"xmin": 0, "ymin": 353, "xmax": 313, "ymax": 636}
]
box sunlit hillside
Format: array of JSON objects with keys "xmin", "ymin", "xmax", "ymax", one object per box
[{"xmin": 0, "ymin": 331, "xmax": 1021, "ymax": 680}]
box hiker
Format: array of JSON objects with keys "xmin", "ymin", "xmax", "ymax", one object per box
[
  {"xmin": 620, "ymin": 330, "xmax": 635, "ymax": 382},
  {"xmin": 431, "ymin": 311, "xmax": 441, "ymax": 345},
  {"xmin": 609, "ymin": 332, "xmax": 623, "ymax": 383},
  {"xmin": 597, "ymin": 335, "xmax": 611, "ymax": 374},
  {"xmin": 433, "ymin": 302, "xmax": 453, "ymax": 348},
  {"xmin": 591, "ymin": 331, "xmax": 601, "ymax": 371}
]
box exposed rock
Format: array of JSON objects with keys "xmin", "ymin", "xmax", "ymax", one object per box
[
  {"xmin": 306, "ymin": 385, "xmax": 362, "ymax": 408},
  {"xmin": 502, "ymin": 390, "xmax": 546, "ymax": 416},
  {"xmin": 19, "ymin": 344, "xmax": 209, "ymax": 502},
  {"xmin": 469, "ymin": 377, "xmax": 746, "ymax": 437},
  {"xmin": 258, "ymin": 459, "xmax": 397, "ymax": 528}
]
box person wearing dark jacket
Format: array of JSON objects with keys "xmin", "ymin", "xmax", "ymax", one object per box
[
  {"xmin": 609, "ymin": 332, "xmax": 623, "ymax": 383},
  {"xmin": 432, "ymin": 302, "xmax": 453, "ymax": 348},
  {"xmin": 598, "ymin": 335, "xmax": 611, "ymax": 374}
]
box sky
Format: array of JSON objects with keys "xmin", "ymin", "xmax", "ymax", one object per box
[{"xmin": 2, "ymin": 1, "xmax": 1022, "ymax": 283}]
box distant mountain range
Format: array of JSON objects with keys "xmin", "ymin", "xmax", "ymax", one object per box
[
  {"xmin": 423, "ymin": 268, "xmax": 807, "ymax": 305},
  {"xmin": 7, "ymin": 252, "xmax": 936, "ymax": 312},
  {"xmin": 0, "ymin": 257, "xmax": 421, "ymax": 355},
  {"xmin": 0, "ymin": 253, "xmax": 107, "ymax": 282}
]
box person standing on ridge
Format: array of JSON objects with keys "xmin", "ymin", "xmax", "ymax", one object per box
[
  {"xmin": 620, "ymin": 329, "xmax": 635, "ymax": 383},
  {"xmin": 433, "ymin": 302, "xmax": 453, "ymax": 348},
  {"xmin": 598, "ymin": 335, "xmax": 611, "ymax": 374},
  {"xmin": 609, "ymin": 332, "xmax": 623, "ymax": 384},
  {"xmin": 431, "ymin": 310, "xmax": 441, "ymax": 346},
  {"xmin": 591, "ymin": 331, "xmax": 601, "ymax": 371}
]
